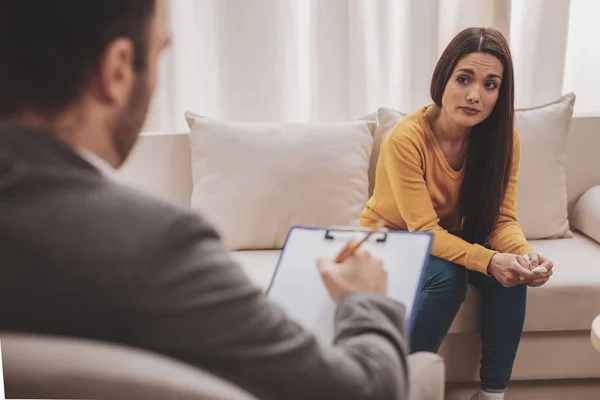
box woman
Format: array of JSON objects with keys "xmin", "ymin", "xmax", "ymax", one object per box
[{"xmin": 360, "ymin": 27, "xmax": 554, "ymax": 400}]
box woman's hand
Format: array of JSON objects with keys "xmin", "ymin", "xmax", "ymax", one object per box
[
  {"xmin": 523, "ymin": 252, "xmax": 554, "ymax": 287},
  {"xmin": 487, "ymin": 253, "xmax": 539, "ymax": 287}
]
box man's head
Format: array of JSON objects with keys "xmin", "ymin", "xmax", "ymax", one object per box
[{"xmin": 0, "ymin": 0, "xmax": 169, "ymax": 166}]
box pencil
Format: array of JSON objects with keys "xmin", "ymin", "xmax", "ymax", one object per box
[{"xmin": 334, "ymin": 221, "xmax": 385, "ymax": 263}]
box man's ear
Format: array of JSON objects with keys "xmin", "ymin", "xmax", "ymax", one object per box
[{"xmin": 95, "ymin": 38, "xmax": 135, "ymax": 107}]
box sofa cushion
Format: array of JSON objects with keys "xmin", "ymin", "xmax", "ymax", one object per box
[
  {"xmin": 233, "ymin": 237, "xmax": 600, "ymax": 335},
  {"xmin": 185, "ymin": 111, "xmax": 375, "ymax": 250},
  {"xmin": 441, "ymin": 330, "xmax": 600, "ymax": 383},
  {"xmin": 359, "ymin": 112, "xmax": 379, "ymax": 197},
  {"xmin": 525, "ymin": 233, "xmax": 600, "ymax": 331},
  {"xmin": 372, "ymin": 94, "xmax": 576, "ymax": 240},
  {"xmin": 449, "ymin": 233, "xmax": 600, "ymax": 334},
  {"xmin": 514, "ymin": 93, "xmax": 575, "ymax": 239},
  {"xmin": 572, "ymin": 185, "xmax": 600, "ymax": 244}
]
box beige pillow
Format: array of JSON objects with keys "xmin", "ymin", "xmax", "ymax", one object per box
[
  {"xmin": 572, "ymin": 185, "xmax": 600, "ymax": 244},
  {"xmin": 514, "ymin": 93, "xmax": 575, "ymax": 239},
  {"xmin": 185, "ymin": 111, "xmax": 376, "ymax": 250},
  {"xmin": 369, "ymin": 108, "xmax": 406, "ymax": 197},
  {"xmin": 372, "ymin": 93, "xmax": 576, "ymax": 239},
  {"xmin": 359, "ymin": 111, "xmax": 379, "ymax": 196}
]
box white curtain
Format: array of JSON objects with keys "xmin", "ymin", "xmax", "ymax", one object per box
[{"xmin": 145, "ymin": 0, "xmax": 586, "ymax": 133}]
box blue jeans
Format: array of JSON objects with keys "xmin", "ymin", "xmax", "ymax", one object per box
[{"xmin": 409, "ymin": 256, "xmax": 527, "ymax": 391}]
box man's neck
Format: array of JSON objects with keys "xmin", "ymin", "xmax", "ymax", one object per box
[{"xmin": 9, "ymin": 109, "xmax": 120, "ymax": 168}]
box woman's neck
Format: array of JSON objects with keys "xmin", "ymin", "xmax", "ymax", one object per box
[{"xmin": 426, "ymin": 104, "xmax": 470, "ymax": 144}]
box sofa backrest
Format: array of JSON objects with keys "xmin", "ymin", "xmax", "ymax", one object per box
[
  {"xmin": 566, "ymin": 115, "xmax": 600, "ymax": 215},
  {"xmin": 119, "ymin": 115, "xmax": 600, "ymax": 219},
  {"xmin": 120, "ymin": 132, "xmax": 193, "ymax": 206}
]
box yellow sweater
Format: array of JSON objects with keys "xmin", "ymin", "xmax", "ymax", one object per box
[{"xmin": 360, "ymin": 106, "xmax": 534, "ymax": 274}]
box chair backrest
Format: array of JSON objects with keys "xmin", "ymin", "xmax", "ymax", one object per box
[{"xmin": 0, "ymin": 332, "xmax": 257, "ymax": 400}]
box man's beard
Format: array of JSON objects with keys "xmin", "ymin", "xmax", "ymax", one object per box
[{"xmin": 112, "ymin": 73, "xmax": 151, "ymax": 167}]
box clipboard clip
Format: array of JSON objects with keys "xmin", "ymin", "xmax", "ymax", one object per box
[{"xmin": 324, "ymin": 226, "xmax": 388, "ymax": 243}]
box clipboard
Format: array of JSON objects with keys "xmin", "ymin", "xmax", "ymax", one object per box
[{"xmin": 266, "ymin": 225, "xmax": 434, "ymax": 344}]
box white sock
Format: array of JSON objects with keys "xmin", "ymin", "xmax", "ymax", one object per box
[{"xmin": 470, "ymin": 389, "xmax": 506, "ymax": 400}]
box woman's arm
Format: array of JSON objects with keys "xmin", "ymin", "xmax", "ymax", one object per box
[
  {"xmin": 382, "ymin": 134, "xmax": 496, "ymax": 274},
  {"xmin": 487, "ymin": 129, "xmax": 534, "ymax": 255}
]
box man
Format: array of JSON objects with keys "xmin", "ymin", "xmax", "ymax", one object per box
[{"xmin": 0, "ymin": 1, "xmax": 409, "ymax": 399}]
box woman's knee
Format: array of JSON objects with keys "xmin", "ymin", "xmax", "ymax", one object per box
[{"xmin": 423, "ymin": 257, "xmax": 469, "ymax": 301}]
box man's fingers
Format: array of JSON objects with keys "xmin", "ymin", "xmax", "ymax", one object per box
[
  {"xmin": 317, "ymin": 258, "xmax": 330, "ymax": 273},
  {"xmin": 316, "ymin": 259, "xmax": 325, "ymax": 273},
  {"xmin": 334, "ymin": 235, "xmax": 363, "ymax": 263}
]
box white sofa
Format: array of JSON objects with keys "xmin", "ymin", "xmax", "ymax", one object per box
[{"xmin": 118, "ymin": 112, "xmax": 600, "ymax": 400}]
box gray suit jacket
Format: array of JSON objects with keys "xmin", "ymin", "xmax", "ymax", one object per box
[{"xmin": 0, "ymin": 120, "xmax": 409, "ymax": 400}]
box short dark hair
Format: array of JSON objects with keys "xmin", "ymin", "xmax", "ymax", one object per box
[
  {"xmin": 0, "ymin": 0, "xmax": 156, "ymax": 116},
  {"xmin": 430, "ymin": 27, "xmax": 515, "ymax": 245}
]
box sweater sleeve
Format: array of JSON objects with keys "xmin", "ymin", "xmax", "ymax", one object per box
[
  {"xmin": 382, "ymin": 135, "xmax": 496, "ymax": 274},
  {"xmin": 487, "ymin": 129, "xmax": 535, "ymax": 255}
]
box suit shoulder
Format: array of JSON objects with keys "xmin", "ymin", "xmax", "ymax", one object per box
[{"xmin": 104, "ymin": 180, "xmax": 214, "ymax": 237}]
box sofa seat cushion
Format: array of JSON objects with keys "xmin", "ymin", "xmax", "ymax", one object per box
[
  {"xmin": 450, "ymin": 232, "xmax": 600, "ymax": 334},
  {"xmin": 525, "ymin": 232, "xmax": 600, "ymax": 331},
  {"xmin": 234, "ymin": 234, "xmax": 600, "ymax": 334}
]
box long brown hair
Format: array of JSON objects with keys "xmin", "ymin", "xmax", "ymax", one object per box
[{"xmin": 430, "ymin": 27, "xmax": 515, "ymax": 245}]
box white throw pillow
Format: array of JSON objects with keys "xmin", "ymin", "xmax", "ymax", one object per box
[
  {"xmin": 514, "ymin": 93, "xmax": 575, "ymax": 239},
  {"xmin": 359, "ymin": 111, "xmax": 379, "ymax": 196},
  {"xmin": 572, "ymin": 185, "xmax": 600, "ymax": 244},
  {"xmin": 185, "ymin": 111, "xmax": 375, "ymax": 250},
  {"xmin": 372, "ymin": 93, "xmax": 576, "ymax": 240}
]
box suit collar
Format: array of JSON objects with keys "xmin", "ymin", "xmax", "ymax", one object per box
[{"xmin": 0, "ymin": 118, "xmax": 101, "ymax": 175}]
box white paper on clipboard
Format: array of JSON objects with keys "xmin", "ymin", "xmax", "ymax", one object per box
[{"xmin": 266, "ymin": 226, "xmax": 433, "ymax": 344}]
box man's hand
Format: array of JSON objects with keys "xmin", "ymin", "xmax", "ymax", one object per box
[
  {"xmin": 487, "ymin": 252, "xmax": 540, "ymax": 287},
  {"xmin": 316, "ymin": 235, "xmax": 387, "ymax": 303},
  {"xmin": 523, "ymin": 252, "xmax": 554, "ymax": 287}
]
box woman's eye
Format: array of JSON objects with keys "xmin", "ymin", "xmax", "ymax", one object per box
[
  {"xmin": 485, "ymin": 81, "xmax": 498, "ymax": 89},
  {"xmin": 457, "ymin": 76, "xmax": 468, "ymax": 84}
]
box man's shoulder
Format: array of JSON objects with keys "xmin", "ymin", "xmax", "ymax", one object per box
[
  {"xmin": 7, "ymin": 163, "xmax": 218, "ymax": 264},
  {"xmin": 94, "ymin": 178, "xmax": 215, "ymax": 242},
  {"xmin": 105, "ymin": 179, "xmax": 195, "ymax": 223}
]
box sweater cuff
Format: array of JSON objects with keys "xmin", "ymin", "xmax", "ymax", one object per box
[
  {"xmin": 516, "ymin": 243, "xmax": 535, "ymax": 256},
  {"xmin": 465, "ymin": 244, "xmax": 497, "ymax": 275}
]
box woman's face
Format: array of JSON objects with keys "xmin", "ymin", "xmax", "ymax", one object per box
[{"xmin": 441, "ymin": 52, "xmax": 504, "ymax": 128}]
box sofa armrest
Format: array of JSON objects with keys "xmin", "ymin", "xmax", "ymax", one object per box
[
  {"xmin": 3, "ymin": 332, "xmax": 444, "ymax": 400},
  {"xmin": 593, "ymin": 315, "xmax": 600, "ymax": 353},
  {"xmin": 572, "ymin": 185, "xmax": 600, "ymax": 244},
  {"xmin": 1, "ymin": 333, "xmax": 258, "ymax": 400},
  {"xmin": 408, "ymin": 352, "xmax": 445, "ymax": 400}
]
